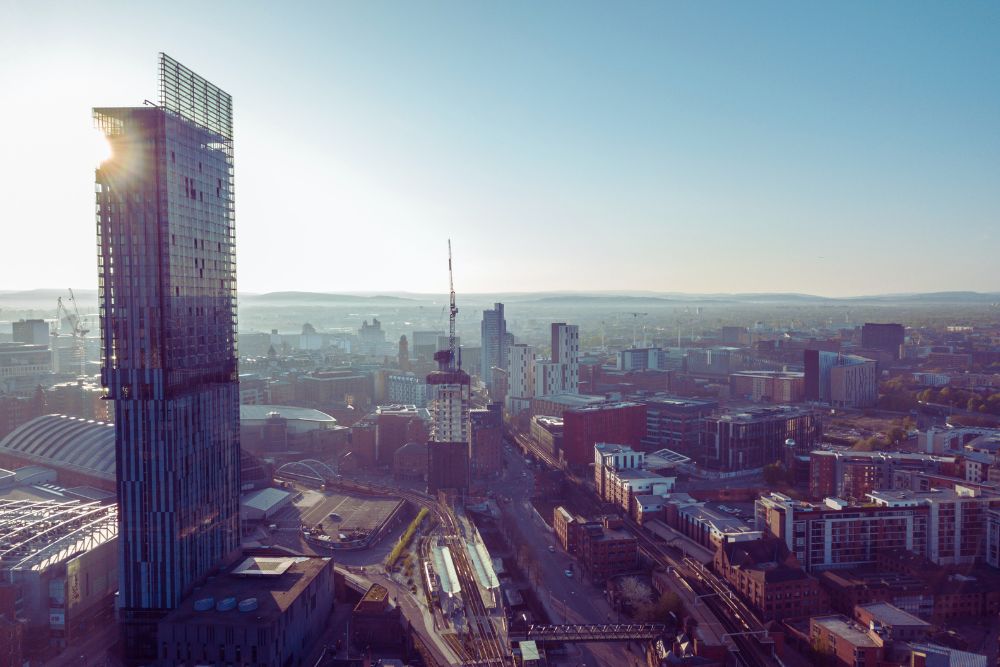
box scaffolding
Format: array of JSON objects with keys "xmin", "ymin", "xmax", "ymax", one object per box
[{"xmin": 0, "ymin": 498, "xmax": 117, "ymax": 578}]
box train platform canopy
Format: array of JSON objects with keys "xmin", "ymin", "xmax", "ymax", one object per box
[
  {"xmin": 432, "ymin": 545, "xmax": 461, "ymax": 597},
  {"xmin": 466, "ymin": 540, "xmax": 500, "ymax": 590}
]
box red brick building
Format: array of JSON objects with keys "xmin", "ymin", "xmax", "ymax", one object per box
[
  {"xmin": 579, "ymin": 516, "xmax": 638, "ymax": 583},
  {"xmin": 561, "ymin": 402, "xmax": 646, "ymax": 466},
  {"xmin": 713, "ymin": 538, "xmax": 827, "ymax": 621},
  {"xmin": 809, "ymin": 615, "xmax": 883, "ymax": 667},
  {"xmin": 553, "ymin": 506, "xmax": 588, "ymax": 554},
  {"xmin": 347, "ymin": 420, "xmax": 377, "ymax": 467},
  {"xmin": 375, "ymin": 412, "xmax": 427, "ymax": 466},
  {"xmin": 470, "ymin": 403, "xmax": 503, "ymax": 479}
]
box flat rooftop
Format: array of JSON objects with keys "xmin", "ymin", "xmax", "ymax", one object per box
[
  {"xmin": 868, "ymin": 486, "xmax": 996, "ymax": 506},
  {"xmin": 856, "ymin": 602, "xmax": 930, "ymax": 628},
  {"xmin": 646, "ymin": 448, "xmax": 692, "ymax": 466},
  {"xmin": 812, "ymin": 616, "xmax": 880, "ymax": 647},
  {"xmin": 640, "ymin": 395, "xmax": 718, "ymax": 408},
  {"xmin": 537, "ymin": 393, "xmax": 608, "ymax": 408},
  {"xmin": 240, "ymin": 404, "xmax": 337, "ymax": 423},
  {"xmin": 376, "ymin": 404, "xmax": 430, "ymax": 418},
  {"xmin": 160, "ymin": 555, "xmax": 331, "ymax": 626},
  {"xmin": 615, "ymin": 469, "xmax": 674, "ymax": 481},
  {"xmin": 714, "ymin": 405, "xmax": 812, "ymax": 421},
  {"xmin": 361, "ymin": 583, "xmax": 388, "ymax": 604}
]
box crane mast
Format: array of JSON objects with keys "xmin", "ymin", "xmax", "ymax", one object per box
[{"xmin": 448, "ymin": 239, "xmax": 458, "ymax": 370}]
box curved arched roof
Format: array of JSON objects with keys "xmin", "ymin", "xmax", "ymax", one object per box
[
  {"xmin": 395, "ymin": 441, "xmax": 426, "ymax": 456},
  {"xmin": 240, "ymin": 405, "xmax": 337, "ymax": 424},
  {"xmin": 0, "ymin": 414, "xmax": 116, "ymax": 481}
]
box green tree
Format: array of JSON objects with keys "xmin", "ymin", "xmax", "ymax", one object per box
[
  {"xmin": 852, "ymin": 437, "xmax": 879, "ymax": 452},
  {"xmin": 886, "ymin": 427, "xmax": 906, "ymax": 447}
]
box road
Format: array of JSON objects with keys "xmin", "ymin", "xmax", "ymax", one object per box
[
  {"xmin": 499, "ymin": 444, "xmax": 645, "ymax": 667},
  {"xmin": 506, "ymin": 433, "xmax": 779, "ymax": 667},
  {"xmin": 43, "ymin": 621, "xmax": 119, "ymax": 667}
]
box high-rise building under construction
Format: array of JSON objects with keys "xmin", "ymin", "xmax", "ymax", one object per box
[{"xmin": 427, "ymin": 243, "xmax": 471, "ymax": 494}]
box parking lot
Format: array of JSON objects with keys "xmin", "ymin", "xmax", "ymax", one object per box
[{"xmin": 299, "ymin": 491, "xmax": 403, "ymax": 543}]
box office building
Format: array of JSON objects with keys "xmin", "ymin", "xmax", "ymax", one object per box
[
  {"xmin": 729, "ymin": 371, "xmax": 805, "ymax": 403},
  {"xmin": 386, "ymin": 372, "xmax": 429, "ymax": 407},
  {"xmin": 804, "ymin": 350, "xmax": 877, "ymax": 407},
  {"xmin": 561, "ymin": 402, "xmax": 646, "ymax": 467},
  {"xmin": 530, "ymin": 392, "xmax": 606, "ymax": 418},
  {"xmin": 470, "ymin": 402, "xmax": 503, "ymax": 479},
  {"xmin": 480, "ymin": 303, "xmax": 507, "ymax": 387},
  {"xmin": 95, "ymin": 54, "xmax": 241, "ymax": 661},
  {"xmin": 757, "ymin": 486, "xmax": 1000, "ymax": 571},
  {"xmin": 505, "ymin": 343, "xmax": 535, "ymax": 416},
  {"xmin": 702, "ymin": 406, "xmax": 819, "ymax": 473},
  {"xmin": 397, "ymin": 335, "xmax": 410, "ymax": 371},
  {"xmin": 809, "ymin": 450, "xmax": 957, "ymax": 501},
  {"xmin": 535, "ymin": 323, "xmax": 579, "ymax": 396},
  {"xmin": 593, "ymin": 443, "xmax": 674, "ymax": 515},
  {"xmin": 357, "ymin": 318, "xmax": 386, "ymax": 356},
  {"xmin": 638, "ymin": 395, "xmax": 718, "ymax": 457},
  {"xmin": 156, "ymin": 555, "xmax": 335, "ymax": 666},
  {"xmin": 530, "ymin": 415, "xmax": 563, "ymax": 458},
  {"xmin": 0, "ymin": 343, "xmax": 51, "ymax": 391},
  {"xmin": 861, "ymin": 322, "xmax": 905, "ymax": 360},
  {"xmin": 616, "ymin": 347, "xmax": 664, "ymax": 372},
  {"xmin": 11, "ymin": 319, "xmax": 49, "ymax": 345}
]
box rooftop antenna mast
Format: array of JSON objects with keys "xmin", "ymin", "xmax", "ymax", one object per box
[{"xmin": 448, "ymin": 239, "xmax": 458, "ymax": 370}]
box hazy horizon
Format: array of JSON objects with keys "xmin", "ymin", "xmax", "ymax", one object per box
[{"xmin": 2, "ymin": 1, "xmax": 998, "ymax": 295}]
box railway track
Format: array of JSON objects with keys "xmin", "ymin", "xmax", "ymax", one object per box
[
  {"xmin": 338, "ymin": 480, "xmax": 510, "ymax": 665},
  {"xmin": 627, "ymin": 519, "xmax": 775, "ymax": 667}
]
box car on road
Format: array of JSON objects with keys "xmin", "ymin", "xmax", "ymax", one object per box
[
  {"xmin": 564, "ymin": 569, "xmax": 573, "ymax": 577},
  {"xmin": 548, "ymin": 545, "xmax": 555, "ymax": 553}
]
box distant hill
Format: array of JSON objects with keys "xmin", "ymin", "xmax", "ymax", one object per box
[
  {"xmin": 0, "ymin": 289, "xmax": 99, "ymax": 311},
  {"xmin": 240, "ymin": 291, "xmax": 422, "ymax": 305},
  {"xmin": 518, "ymin": 295, "xmax": 683, "ymax": 306},
  {"xmin": 1, "ymin": 288, "xmax": 996, "ymax": 312}
]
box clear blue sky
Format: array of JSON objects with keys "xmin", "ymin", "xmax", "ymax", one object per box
[{"xmin": 1, "ymin": 1, "xmax": 998, "ymax": 295}]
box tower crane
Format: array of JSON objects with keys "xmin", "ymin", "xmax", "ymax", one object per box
[
  {"xmin": 433, "ymin": 240, "xmax": 459, "ymax": 371},
  {"xmin": 67, "ymin": 288, "xmax": 89, "ymax": 338},
  {"xmin": 627, "ymin": 312, "xmax": 648, "ymax": 348},
  {"xmin": 447, "ymin": 239, "xmax": 458, "ymax": 370}
]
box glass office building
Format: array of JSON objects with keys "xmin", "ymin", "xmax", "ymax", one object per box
[{"xmin": 94, "ymin": 54, "xmax": 240, "ymax": 662}]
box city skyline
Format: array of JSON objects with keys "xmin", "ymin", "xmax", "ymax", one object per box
[{"xmin": 2, "ymin": 1, "xmax": 998, "ymax": 296}]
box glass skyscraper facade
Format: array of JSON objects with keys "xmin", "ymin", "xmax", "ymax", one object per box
[
  {"xmin": 480, "ymin": 302, "xmax": 506, "ymax": 386},
  {"xmin": 94, "ymin": 54, "xmax": 240, "ymax": 662}
]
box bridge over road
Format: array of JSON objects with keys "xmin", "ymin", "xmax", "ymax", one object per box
[{"xmin": 509, "ymin": 623, "xmax": 665, "ymax": 643}]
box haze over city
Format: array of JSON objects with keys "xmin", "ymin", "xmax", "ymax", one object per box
[
  {"xmin": 2, "ymin": 4, "xmax": 1000, "ymax": 667},
  {"xmin": 2, "ymin": 1, "xmax": 999, "ymax": 295}
]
